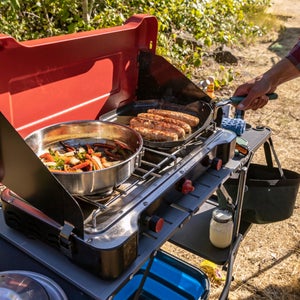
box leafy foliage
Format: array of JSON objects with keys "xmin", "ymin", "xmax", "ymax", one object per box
[{"xmin": 0, "ymin": 0, "xmax": 271, "ymax": 84}]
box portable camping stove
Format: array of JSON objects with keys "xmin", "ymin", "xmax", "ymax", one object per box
[
  {"xmin": 0, "ymin": 13, "xmax": 236, "ymax": 285},
  {"xmin": 0, "ymin": 112, "xmax": 236, "ymax": 279}
]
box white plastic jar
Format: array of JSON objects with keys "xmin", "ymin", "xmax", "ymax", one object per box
[{"xmin": 209, "ymin": 208, "xmax": 233, "ymax": 248}]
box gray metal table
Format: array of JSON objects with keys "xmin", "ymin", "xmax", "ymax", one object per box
[{"xmin": 169, "ymin": 126, "xmax": 272, "ymax": 299}]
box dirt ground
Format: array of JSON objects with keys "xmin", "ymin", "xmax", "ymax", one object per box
[
  {"xmin": 162, "ymin": 1, "xmax": 300, "ymax": 299},
  {"xmin": 0, "ymin": 2, "xmax": 298, "ymax": 299}
]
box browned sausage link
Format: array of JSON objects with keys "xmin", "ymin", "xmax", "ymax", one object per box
[
  {"xmin": 147, "ymin": 109, "xmax": 199, "ymax": 127},
  {"xmin": 137, "ymin": 113, "xmax": 192, "ymax": 134},
  {"xmin": 130, "ymin": 117, "xmax": 185, "ymax": 139},
  {"xmin": 130, "ymin": 126, "xmax": 178, "ymax": 141}
]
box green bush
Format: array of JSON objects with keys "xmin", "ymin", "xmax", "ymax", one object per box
[{"xmin": 0, "ymin": 0, "xmax": 272, "ymax": 85}]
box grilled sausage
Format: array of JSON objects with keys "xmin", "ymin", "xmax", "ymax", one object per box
[
  {"xmin": 131, "ymin": 126, "xmax": 178, "ymax": 141},
  {"xmin": 147, "ymin": 109, "xmax": 199, "ymax": 127},
  {"xmin": 137, "ymin": 113, "xmax": 192, "ymax": 134},
  {"xmin": 130, "ymin": 116, "xmax": 185, "ymax": 138}
]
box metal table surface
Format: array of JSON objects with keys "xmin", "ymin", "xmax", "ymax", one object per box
[
  {"xmin": 0, "ymin": 126, "xmax": 272, "ymax": 300},
  {"xmin": 169, "ymin": 126, "xmax": 272, "ymax": 265}
]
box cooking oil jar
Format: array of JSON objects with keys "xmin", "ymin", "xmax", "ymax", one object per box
[{"xmin": 209, "ymin": 208, "xmax": 233, "ymax": 248}]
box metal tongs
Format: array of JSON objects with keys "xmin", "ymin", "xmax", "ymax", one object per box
[{"xmin": 219, "ymin": 92, "xmax": 278, "ymax": 106}]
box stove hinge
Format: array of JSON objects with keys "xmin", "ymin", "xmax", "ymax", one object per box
[{"xmin": 59, "ymin": 221, "xmax": 75, "ymax": 258}]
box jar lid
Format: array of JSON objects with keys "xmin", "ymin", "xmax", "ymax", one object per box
[
  {"xmin": 0, "ymin": 271, "xmax": 68, "ymax": 300},
  {"xmin": 212, "ymin": 208, "xmax": 232, "ymax": 223}
]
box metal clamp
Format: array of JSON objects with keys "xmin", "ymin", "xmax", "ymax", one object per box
[
  {"xmin": 217, "ymin": 185, "xmax": 234, "ymax": 212},
  {"xmin": 59, "ymin": 221, "xmax": 75, "ymax": 258}
]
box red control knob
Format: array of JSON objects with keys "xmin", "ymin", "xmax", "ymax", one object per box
[
  {"xmin": 146, "ymin": 215, "xmax": 164, "ymax": 233},
  {"xmin": 181, "ymin": 179, "xmax": 195, "ymax": 194},
  {"xmin": 211, "ymin": 157, "xmax": 223, "ymax": 171}
]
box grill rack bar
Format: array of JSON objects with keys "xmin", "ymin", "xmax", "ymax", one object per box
[
  {"xmin": 134, "ymin": 147, "xmax": 179, "ymax": 179},
  {"xmin": 77, "ymin": 125, "xmax": 216, "ymax": 228},
  {"xmin": 78, "ymin": 146, "xmax": 185, "ymax": 228}
]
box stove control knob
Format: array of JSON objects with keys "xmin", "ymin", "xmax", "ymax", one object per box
[
  {"xmin": 145, "ymin": 215, "xmax": 164, "ymax": 233},
  {"xmin": 181, "ymin": 179, "xmax": 195, "ymax": 194},
  {"xmin": 211, "ymin": 157, "xmax": 223, "ymax": 171}
]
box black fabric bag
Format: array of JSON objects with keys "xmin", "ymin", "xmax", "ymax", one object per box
[{"xmin": 224, "ymin": 138, "xmax": 300, "ymax": 224}]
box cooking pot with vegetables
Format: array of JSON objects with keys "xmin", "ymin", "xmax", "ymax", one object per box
[{"xmin": 25, "ymin": 120, "xmax": 143, "ymax": 196}]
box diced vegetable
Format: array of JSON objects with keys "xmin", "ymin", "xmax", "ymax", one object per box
[{"xmin": 39, "ymin": 140, "xmax": 133, "ymax": 173}]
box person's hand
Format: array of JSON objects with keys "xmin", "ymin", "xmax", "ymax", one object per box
[
  {"xmin": 233, "ymin": 56, "xmax": 300, "ymax": 111},
  {"xmin": 234, "ymin": 75, "xmax": 275, "ymax": 110}
]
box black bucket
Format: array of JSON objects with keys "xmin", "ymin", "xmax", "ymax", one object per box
[{"xmin": 224, "ymin": 163, "xmax": 300, "ymax": 224}]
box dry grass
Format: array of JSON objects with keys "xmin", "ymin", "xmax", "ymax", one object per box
[{"xmin": 163, "ymin": 11, "xmax": 300, "ymax": 300}]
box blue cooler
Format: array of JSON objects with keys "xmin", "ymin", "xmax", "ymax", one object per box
[{"xmin": 114, "ymin": 250, "xmax": 210, "ymax": 300}]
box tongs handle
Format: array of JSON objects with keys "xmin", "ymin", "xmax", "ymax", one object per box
[{"xmin": 229, "ymin": 92, "xmax": 278, "ymax": 104}]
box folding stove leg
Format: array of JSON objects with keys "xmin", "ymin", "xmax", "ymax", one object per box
[
  {"xmin": 219, "ymin": 233, "xmax": 243, "ymax": 300},
  {"xmin": 232, "ymin": 166, "xmax": 248, "ymax": 239},
  {"xmin": 132, "ymin": 251, "xmax": 156, "ymax": 300},
  {"xmin": 219, "ymin": 166, "xmax": 248, "ymax": 299}
]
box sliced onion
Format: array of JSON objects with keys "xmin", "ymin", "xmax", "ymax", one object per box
[
  {"xmin": 69, "ymin": 157, "xmax": 81, "ymax": 165},
  {"xmin": 44, "ymin": 162, "xmax": 57, "ymax": 167}
]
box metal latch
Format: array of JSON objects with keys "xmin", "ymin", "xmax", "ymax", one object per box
[
  {"xmin": 59, "ymin": 221, "xmax": 75, "ymax": 258},
  {"xmin": 217, "ymin": 184, "xmax": 234, "ymax": 210}
]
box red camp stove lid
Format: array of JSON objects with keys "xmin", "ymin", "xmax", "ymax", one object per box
[{"xmin": 0, "ymin": 14, "xmax": 158, "ymax": 138}]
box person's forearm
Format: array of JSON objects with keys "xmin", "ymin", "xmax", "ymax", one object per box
[
  {"xmin": 262, "ymin": 57, "xmax": 300, "ymax": 90},
  {"xmin": 234, "ymin": 40, "xmax": 300, "ymax": 111},
  {"xmin": 286, "ymin": 39, "xmax": 300, "ymax": 70}
]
